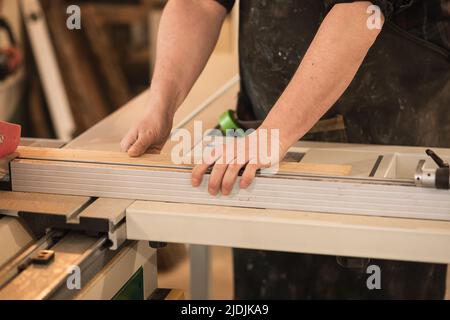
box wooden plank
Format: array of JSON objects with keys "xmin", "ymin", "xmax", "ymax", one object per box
[
  {"xmin": 15, "ymin": 146, "xmax": 352, "ymax": 176},
  {"xmin": 42, "ymin": 0, "xmax": 111, "ymax": 134},
  {"xmin": 20, "ymin": 0, "xmax": 75, "ymax": 140},
  {"xmin": 0, "ymin": 191, "xmax": 91, "ymax": 217},
  {"xmin": 126, "ymin": 201, "xmax": 450, "ymax": 264},
  {"xmin": 27, "ymin": 73, "xmax": 53, "ymax": 138},
  {"xmin": 81, "ymin": 4, "xmax": 132, "ymax": 109}
]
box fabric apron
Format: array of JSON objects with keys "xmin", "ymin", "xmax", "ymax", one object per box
[{"xmin": 233, "ymin": 0, "xmax": 449, "ymax": 299}]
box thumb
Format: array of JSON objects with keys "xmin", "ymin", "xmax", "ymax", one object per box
[
  {"xmin": 127, "ymin": 133, "xmax": 154, "ymax": 157},
  {"xmin": 120, "ymin": 129, "xmax": 138, "ymax": 153}
]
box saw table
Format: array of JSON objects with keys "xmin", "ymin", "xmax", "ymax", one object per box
[
  {"xmin": 0, "ymin": 139, "xmax": 157, "ymax": 300},
  {"xmin": 1, "ymin": 76, "xmax": 449, "ymax": 299}
]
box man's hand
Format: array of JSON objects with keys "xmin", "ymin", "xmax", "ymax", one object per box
[
  {"xmin": 120, "ymin": 0, "xmax": 227, "ymax": 157},
  {"xmin": 120, "ymin": 104, "xmax": 174, "ymax": 157},
  {"xmin": 192, "ymin": 129, "xmax": 288, "ymax": 196},
  {"xmin": 192, "ymin": 1, "xmax": 383, "ymax": 195}
]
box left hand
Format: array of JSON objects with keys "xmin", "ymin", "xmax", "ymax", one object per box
[{"xmin": 191, "ymin": 129, "xmax": 288, "ymax": 196}]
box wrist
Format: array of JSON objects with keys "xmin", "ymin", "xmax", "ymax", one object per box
[
  {"xmin": 148, "ymin": 77, "xmax": 183, "ymax": 115},
  {"xmin": 253, "ymin": 127, "xmax": 292, "ymax": 160},
  {"xmin": 258, "ymin": 123, "xmax": 300, "ymax": 156}
]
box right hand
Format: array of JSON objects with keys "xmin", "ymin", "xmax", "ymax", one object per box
[{"xmin": 120, "ymin": 105, "xmax": 174, "ymax": 157}]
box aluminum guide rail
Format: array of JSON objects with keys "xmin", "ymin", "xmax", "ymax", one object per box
[{"xmin": 11, "ymin": 158, "xmax": 450, "ymax": 221}]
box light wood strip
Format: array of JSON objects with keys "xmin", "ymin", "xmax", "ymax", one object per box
[{"xmin": 16, "ymin": 146, "xmax": 352, "ymax": 176}]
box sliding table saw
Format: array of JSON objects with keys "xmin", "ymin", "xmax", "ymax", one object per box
[{"xmin": 1, "ymin": 77, "xmax": 449, "ymax": 299}]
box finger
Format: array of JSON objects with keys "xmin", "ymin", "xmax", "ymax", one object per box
[
  {"xmin": 120, "ymin": 129, "xmax": 138, "ymax": 152},
  {"xmin": 208, "ymin": 160, "xmax": 229, "ymax": 196},
  {"xmin": 192, "ymin": 145, "xmax": 223, "ymax": 187},
  {"xmin": 128, "ymin": 133, "xmax": 153, "ymax": 157},
  {"xmin": 221, "ymin": 163, "xmax": 246, "ymax": 196},
  {"xmin": 192, "ymin": 163, "xmax": 211, "ymax": 188},
  {"xmin": 240, "ymin": 163, "xmax": 259, "ymax": 189}
]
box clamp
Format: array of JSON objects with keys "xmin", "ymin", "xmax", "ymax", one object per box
[{"xmin": 415, "ymin": 149, "xmax": 450, "ymax": 190}]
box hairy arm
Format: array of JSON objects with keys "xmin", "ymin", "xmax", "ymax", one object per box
[
  {"xmin": 193, "ymin": 1, "xmax": 385, "ymax": 195},
  {"xmin": 261, "ymin": 2, "xmax": 384, "ymax": 152},
  {"xmin": 121, "ymin": 0, "xmax": 227, "ymax": 156}
]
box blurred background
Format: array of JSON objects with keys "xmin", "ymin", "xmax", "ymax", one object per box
[{"xmin": 0, "ymin": 0, "xmax": 235, "ymax": 139}]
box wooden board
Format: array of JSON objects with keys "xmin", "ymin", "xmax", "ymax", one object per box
[
  {"xmin": 0, "ymin": 191, "xmax": 91, "ymax": 217},
  {"xmin": 42, "ymin": 0, "xmax": 112, "ymax": 134},
  {"xmin": 81, "ymin": 4, "xmax": 132, "ymax": 109},
  {"xmin": 21, "ymin": 0, "xmax": 75, "ymax": 140},
  {"xmin": 15, "ymin": 146, "xmax": 352, "ymax": 176}
]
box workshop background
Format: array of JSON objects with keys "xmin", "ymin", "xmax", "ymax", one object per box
[
  {"xmin": 0, "ymin": 0, "xmax": 449, "ymax": 300},
  {"xmin": 0, "ymin": 0, "xmax": 237, "ymax": 299}
]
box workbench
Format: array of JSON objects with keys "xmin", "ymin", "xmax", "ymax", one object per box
[
  {"xmin": 42, "ymin": 74, "xmax": 450, "ymax": 298},
  {"xmin": 1, "ymin": 72, "xmax": 449, "ymax": 299}
]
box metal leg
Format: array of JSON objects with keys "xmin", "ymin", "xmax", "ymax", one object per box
[{"xmin": 190, "ymin": 245, "xmax": 210, "ymax": 300}]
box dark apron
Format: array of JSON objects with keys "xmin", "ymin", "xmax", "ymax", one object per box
[{"xmin": 233, "ymin": 0, "xmax": 449, "ymax": 299}]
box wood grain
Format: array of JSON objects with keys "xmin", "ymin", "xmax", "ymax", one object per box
[{"xmin": 16, "ymin": 146, "xmax": 352, "ymax": 176}]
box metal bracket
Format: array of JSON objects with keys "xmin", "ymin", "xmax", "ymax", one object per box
[{"xmin": 415, "ymin": 150, "xmax": 450, "ymax": 190}]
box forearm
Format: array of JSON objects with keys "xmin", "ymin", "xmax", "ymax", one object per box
[
  {"xmin": 261, "ymin": 2, "xmax": 383, "ymax": 150},
  {"xmin": 149, "ymin": 0, "xmax": 227, "ymax": 114}
]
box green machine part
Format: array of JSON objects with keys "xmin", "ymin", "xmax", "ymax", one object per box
[
  {"xmin": 113, "ymin": 267, "xmax": 144, "ymax": 300},
  {"xmin": 219, "ymin": 110, "xmax": 240, "ymax": 132},
  {"xmin": 219, "ymin": 110, "xmax": 246, "ymax": 137}
]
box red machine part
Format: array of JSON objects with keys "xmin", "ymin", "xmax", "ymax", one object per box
[{"xmin": 0, "ymin": 121, "xmax": 21, "ymax": 158}]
